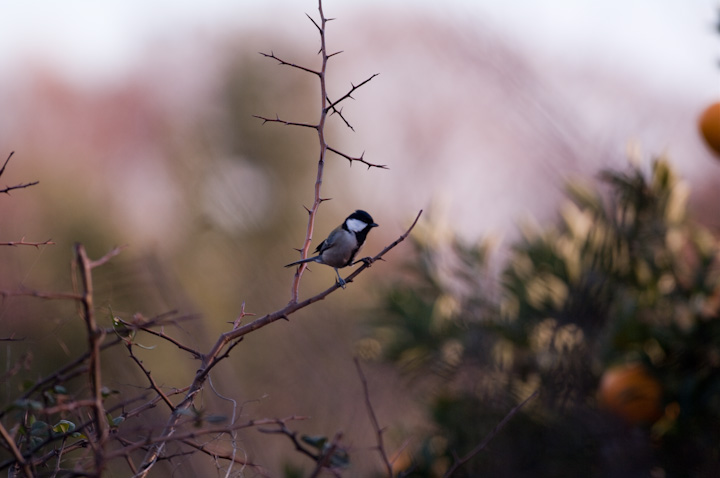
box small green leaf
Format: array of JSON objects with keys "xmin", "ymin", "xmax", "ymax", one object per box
[
  {"xmin": 30, "ymin": 421, "xmax": 49, "ymax": 437},
  {"xmin": 101, "ymin": 387, "xmax": 118, "ymax": 398},
  {"xmin": 112, "ymin": 416, "xmax": 125, "ymax": 427},
  {"xmin": 329, "ymin": 448, "xmax": 350, "ymax": 468},
  {"xmin": 53, "ymin": 385, "xmax": 68, "ymax": 394},
  {"xmin": 133, "ymin": 342, "xmax": 157, "ymax": 350},
  {"xmin": 52, "ymin": 420, "xmax": 76, "ymax": 435},
  {"xmin": 301, "ymin": 435, "xmax": 328, "ymax": 449}
]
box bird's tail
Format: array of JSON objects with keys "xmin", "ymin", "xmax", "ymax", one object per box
[{"xmin": 284, "ymin": 256, "xmax": 320, "ymax": 268}]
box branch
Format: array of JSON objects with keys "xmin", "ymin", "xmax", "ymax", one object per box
[
  {"xmin": 354, "ymin": 358, "xmax": 392, "ymax": 476},
  {"xmin": 0, "ymin": 181, "xmax": 39, "ymax": 195},
  {"xmin": 259, "ymin": 51, "xmax": 321, "ymax": 76},
  {"xmin": 135, "ymin": 209, "xmax": 422, "ymax": 477},
  {"xmin": 0, "ymin": 151, "xmax": 13, "ymax": 177},
  {"xmin": 117, "ymin": 313, "xmax": 203, "ymax": 359},
  {"xmin": 257, "ymin": 421, "xmax": 318, "ymax": 461},
  {"xmin": 89, "ymin": 245, "xmax": 127, "ymax": 268},
  {"xmin": 326, "ymin": 145, "xmax": 388, "ymax": 169},
  {"xmin": 0, "ymin": 288, "xmax": 82, "ymax": 301},
  {"xmin": 0, "ymin": 152, "xmax": 39, "ymax": 195},
  {"xmin": 325, "ymin": 73, "xmax": 379, "ymax": 112},
  {"xmin": 325, "ymin": 73, "xmax": 378, "ymax": 132},
  {"xmin": 0, "ymin": 238, "xmax": 55, "ymax": 248},
  {"xmin": 0, "ymin": 421, "xmax": 34, "ymax": 478},
  {"xmin": 126, "ymin": 343, "xmax": 176, "ymax": 412},
  {"xmin": 179, "ymin": 439, "xmax": 270, "ymax": 476},
  {"xmin": 443, "ymin": 389, "xmax": 540, "ymax": 477},
  {"xmin": 252, "ymin": 114, "xmax": 318, "ymax": 130},
  {"xmin": 116, "ymin": 416, "xmax": 307, "ymax": 465},
  {"xmin": 74, "ymin": 244, "xmax": 109, "ymax": 473}
]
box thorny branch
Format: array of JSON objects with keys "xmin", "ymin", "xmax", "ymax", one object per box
[
  {"xmin": 126, "ymin": 343, "xmax": 177, "ymax": 412},
  {"xmin": 74, "ymin": 244, "xmax": 110, "ymax": 474},
  {"xmin": 135, "ymin": 209, "xmax": 421, "ymax": 477},
  {"xmin": 1, "ymin": 152, "xmax": 39, "ymax": 195},
  {"xmin": 253, "ymin": 0, "xmax": 385, "ymax": 304}
]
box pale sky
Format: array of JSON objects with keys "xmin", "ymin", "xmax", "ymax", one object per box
[{"xmin": 1, "ymin": 0, "xmax": 718, "ymax": 99}]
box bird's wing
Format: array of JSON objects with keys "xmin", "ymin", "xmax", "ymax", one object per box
[{"xmin": 315, "ymin": 229, "xmax": 339, "ymax": 254}]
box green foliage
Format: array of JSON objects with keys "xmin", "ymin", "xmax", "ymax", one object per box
[{"xmin": 369, "ymin": 159, "xmax": 720, "ymax": 477}]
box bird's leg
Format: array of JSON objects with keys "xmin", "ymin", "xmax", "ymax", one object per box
[
  {"xmin": 334, "ymin": 268, "xmax": 347, "ymax": 289},
  {"xmin": 352, "ymin": 256, "xmax": 374, "ymax": 266}
]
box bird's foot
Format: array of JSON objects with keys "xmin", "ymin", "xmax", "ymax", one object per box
[{"xmin": 353, "ymin": 256, "xmax": 374, "ymax": 267}]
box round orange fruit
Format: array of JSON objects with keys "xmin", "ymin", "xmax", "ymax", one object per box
[
  {"xmin": 699, "ymin": 102, "xmax": 720, "ymax": 157},
  {"xmin": 598, "ymin": 363, "xmax": 663, "ymax": 425}
]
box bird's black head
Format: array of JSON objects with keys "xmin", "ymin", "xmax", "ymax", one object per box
[
  {"xmin": 346, "ymin": 210, "xmax": 378, "ymax": 230},
  {"xmin": 343, "ymin": 209, "xmax": 378, "ymax": 253}
]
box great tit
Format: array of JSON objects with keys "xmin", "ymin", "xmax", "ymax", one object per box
[{"xmin": 285, "ymin": 210, "xmax": 378, "ymax": 288}]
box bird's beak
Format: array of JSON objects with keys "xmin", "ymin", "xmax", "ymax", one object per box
[{"xmin": 371, "ymin": 222, "xmax": 378, "ymax": 228}]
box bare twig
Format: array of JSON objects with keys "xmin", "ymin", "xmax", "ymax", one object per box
[
  {"xmin": 252, "ymin": 114, "xmax": 318, "ymax": 130},
  {"xmin": 443, "ymin": 389, "xmax": 540, "ymax": 477},
  {"xmin": 327, "ymin": 145, "xmax": 388, "ymax": 169},
  {"xmin": 258, "ymin": 51, "xmax": 321, "ymax": 77},
  {"xmin": 126, "ymin": 343, "xmax": 176, "ymax": 412},
  {"xmin": 1, "ymin": 152, "xmax": 39, "ymax": 195},
  {"xmin": 115, "ymin": 416, "xmax": 307, "ymax": 464},
  {"xmin": 257, "ymin": 420, "xmax": 319, "ymax": 461},
  {"xmin": 0, "ymin": 151, "xmax": 13, "ymax": 177},
  {"xmin": 74, "ymin": 244, "xmax": 110, "ymax": 474},
  {"xmin": 354, "ymin": 358, "xmax": 393, "ymax": 476},
  {"xmin": 88, "ymin": 245, "xmax": 127, "ymax": 268},
  {"xmin": 0, "ymin": 421, "xmax": 34, "ymax": 478},
  {"xmin": 326, "ymin": 73, "xmax": 379, "ymax": 112},
  {"xmin": 117, "ymin": 313, "xmax": 203, "ymax": 359},
  {"xmin": 0, "ymin": 237, "xmax": 55, "ymax": 247},
  {"xmin": 179, "ymin": 439, "xmax": 270, "ymax": 476}
]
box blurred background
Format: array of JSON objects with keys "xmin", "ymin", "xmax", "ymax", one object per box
[{"xmin": 1, "ymin": 0, "xmax": 719, "ymax": 476}]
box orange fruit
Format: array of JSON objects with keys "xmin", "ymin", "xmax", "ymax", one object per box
[
  {"xmin": 598, "ymin": 363, "xmax": 663, "ymax": 425},
  {"xmin": 699, "ymin": 102, "xmax": 720, "ymax": 157}
]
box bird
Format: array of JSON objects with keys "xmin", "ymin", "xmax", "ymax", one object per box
[{"xmin": 285, "ymin": 210, "xmax": 378, "ymax": 288}]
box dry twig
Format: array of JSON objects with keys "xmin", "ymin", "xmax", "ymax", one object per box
[
  {"xmin": 354, "ymin": 358, "xmax": 393, "ymax": 476},
  {"xmin": 443, "ymin": 389, "xmax": 540, "ymax": 477}
]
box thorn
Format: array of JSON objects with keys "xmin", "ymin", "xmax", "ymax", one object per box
[
  {"xmin": 293, "ymin": 248, "xmax": 302, "ymax": 253},
  {"xmin": 280, "ymin": 315, "xmax": 289, "ymax": 322},
  {"xmin": 303, "ymin": 204, "xmax": 311, "ymax": 213},
  {"xmin": 319, "ymin": 197, "xmax": 332, "ymax": 203}
]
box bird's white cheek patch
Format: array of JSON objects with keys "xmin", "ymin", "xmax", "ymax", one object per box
[{"xmin": 346, "ymin": 218, "xmax": 367, "ymax": 232}]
